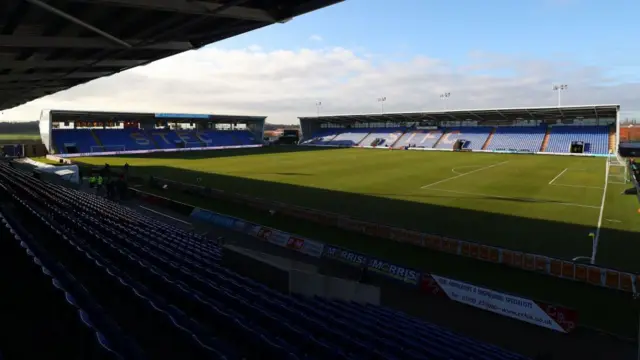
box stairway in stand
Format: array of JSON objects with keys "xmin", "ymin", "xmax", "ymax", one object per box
[
  {"xmin": 540, "ymin": 127, "xmax": 551, "ymax": 152},
  {"xmin": 481, "ymin": 128, "xmax": 496, "ymax": 150},
  {"xmin": 432, "ymin": 131, "xmax": 447, "ymax": 148},
  {"xmin": 89, "ymin": 129, "xmax": 103, "ymax": 148},
  {"xmin": 608, "ymin": 125, "xmax": 616, "ymax": 153},
  {"xmin": 147, "ymin": 132, "xmax": 160, "ymax": 149},
  {"xmin": 389, "ymin": 130, "xmax": 407, "ymax": 148},
  {"xmin": 356, "ymin": 132, "xmax": 372, "ymax": 146}
]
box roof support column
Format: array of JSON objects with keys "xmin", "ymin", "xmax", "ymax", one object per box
[{"xmin": 25, "ymin": 0, "xmax": 132, "ymax": 48}]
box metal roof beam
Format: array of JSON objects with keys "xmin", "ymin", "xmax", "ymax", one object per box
[
  {"xmin": 0, "ymin": 59, "xmax": 146, "ymax": 69},
  {"xmin": 26, "ymin": 0, "xmax": 132, "ymax": 48},
  {"xmin": 0, "ymin": 35, "xmax": 192, "ymax": 50},
  {"xmin": 68, "ymin": 0, "xmax": 276, "ymax": 23},
  {"xmin": 466, "ymin": 111, "xmax": 484, "ymax": 120},
  {"xmin": 0, "ymin": 72, "xmax": 112, "ymax": 83},
  {"xmin": 0, "ymin": 88, "xmax": 60, "ymax": 97},
  {"xmin": 0, "ymin": 83, "xmax": 67, "ymax": 91}
]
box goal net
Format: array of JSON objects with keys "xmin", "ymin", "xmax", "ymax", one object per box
[
  {"xmin": 607, "ymin": 152, "xmax": 629, "ymax": 184},
  {"xmin": 90, "ymin": 145, "xmax": 126, "ymax": 153}
]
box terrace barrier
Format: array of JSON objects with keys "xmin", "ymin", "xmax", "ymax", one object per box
[
  {"xmin": 131, "ymin": 187, "xmax": 578, "ymax": 333},
  {"xmin": 146, "ymin": 176, "xmax": 639, "ymax": 295}
]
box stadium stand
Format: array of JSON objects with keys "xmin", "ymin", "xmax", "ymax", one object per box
[
  {"xmin": 328, "ymin": 129, "xmax": 371, "ymax": 146},
  {"xmin": 544, "ymin": 126, "xmax": 609, "ymax": 154},
  {"xmin": 304, "ymin": 124, "xmax": 612, "ymax": 155},
  {"xmin": 52, "ymin": 129, "xmax": 100, "ymax": 154},
  {"xmin": 94, "ymin": 129, "xmax": 156, "ymax": 151},
  {"xmin": 486, "ymin": 126, "xmax": 547, "ymax": 152},
  {"xmin": 435, "ymin": 127, "xmax": 493, "ymax": 150},
  {"xmin": 394, "ymin": 130, "xmax": 444, "ymax": 148},
  {"xmin": 301, "ymin": 129, "xmax": 341, "ymax": 145},
  {"xmin": 0, "ymin": 162, "xmax": 529, "ymax": 360},
  {"xmin": 52, "ymin": 129, "xmax": 261, "ymax": 154},
  {"xmin": 359, "ymin": 128, "xmax": 406, "ymax": 147}
]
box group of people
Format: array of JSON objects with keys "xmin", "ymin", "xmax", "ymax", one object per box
[{"xmin": 88, "ymin": 163, "xmax": 130, "ymax": 200}]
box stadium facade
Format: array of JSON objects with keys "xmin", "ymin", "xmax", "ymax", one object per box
[
  {"xmin": 39, "ymin": 109, "xmax": 266, "ymax": 157},
  {"xmin": 299, "ymin": 104, "xmax": 620, "ymax": 157}
]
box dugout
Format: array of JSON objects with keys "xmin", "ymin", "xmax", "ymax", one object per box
[
  {"xmin": 299, "ymin": 104, "xmax": 620, "ymax": 152},
  {"xmin": 39, "ymin": 109, "xmax": 267, "ymax": 154}
]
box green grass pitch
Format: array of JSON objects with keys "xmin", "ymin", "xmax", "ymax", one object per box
[
  {"xmin": 73, "ymin": 146, "xmax": 640, "ymax": 336},
  {"xmin": 76, "ymin": 147, "xmax": 640, "ymax": 271}
]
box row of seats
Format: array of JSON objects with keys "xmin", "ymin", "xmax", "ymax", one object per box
[
  {"xmin": 0, "ymin": 162, "xmax": 529, "ymax": 360},
  {"xmin": 487, "ymin": 127, "xmax": 546, "ymax": 152},
  {"xmin": 51, "ymin": 129, "xmax": 261, "ymax": 154},
  {"xmin": 303, "ymin": 126, "xmax": 612, "ymax": 154},
  {"xmin": 543, "ymin": 126, "xmax": 609, "ymax": 154}
]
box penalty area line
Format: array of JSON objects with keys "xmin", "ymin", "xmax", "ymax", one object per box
[
  {"xmin": 420, "ymin": 188, "xmax": 600, "ymax": 210},
  {"xmin": 548, "ymin": 168, "xmax": 568, "ymax": 185},
  {"xmin": 421, "ymin": 161, "xmax": 510, "ymax": 189}
]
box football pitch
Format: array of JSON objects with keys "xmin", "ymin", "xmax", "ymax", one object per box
[
  {"xmin": 77, "ymin": 147, "xmax": 640, "ymax": 272},
  {"xmin": 74, "ymin": 146, "xmax": 640, "ymax": 335}
]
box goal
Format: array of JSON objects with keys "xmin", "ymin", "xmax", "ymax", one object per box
[
  {"xmin": 607, "ymin": 152, "xmax": 629, "ymax": 184},
  {"xmin": 90, "ymin": 145, "xmax": 126, "ymax": 153}
]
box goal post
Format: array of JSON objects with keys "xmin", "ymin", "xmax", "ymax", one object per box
[
  {"xmin": 90, "ymin": 145, "xmax": 126, "ymax": 153},
  {"xmin": 607, "ymin": 151, "xmax": 629, "ymax": 184}
]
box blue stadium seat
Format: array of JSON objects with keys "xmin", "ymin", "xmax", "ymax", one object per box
[
  {"xmin": 93, "ymin": 129, "xmax": 156, "ymax": 151},
  {"xmin": 436, "ymin": 127, "xmax": 493, "ymax": 150},
  {"xmin": 359, "ymin": 128, "xmax": 405, "ymax": 147},
  {"xmin": 302, "ymin": 129, "xmax": 342, "ymax": 145},
  {"xmin": 487, "ymin": 126, "xmax": 546, "ymax": 152},
  {"xmin": 329, "ymin": 129, "xmax": 371, "ymax": 146},
  {"xmin": 51, "ymin": 129, "xmax": 100, "ymax": 154},
  {"xmin": 545, "ymin": 126, "xmax": 609, "ymax": 154},
  {"xmin": 0, "ymin": 162, "xmax": 530, "ymax": 360},
  {"xmin": 394, "ymin": 130, "xmax": 443, "ymax": 148}
]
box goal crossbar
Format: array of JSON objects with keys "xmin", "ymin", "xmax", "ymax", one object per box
[{"xmin": 607, "ymin": 153, "xmax": 629, "ymax": 184}]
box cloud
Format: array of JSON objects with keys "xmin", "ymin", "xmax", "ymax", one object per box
[
  {"xmin": 309, "ymin": 34, "xmax": 323, "ymax": 42},
  {"xmin": 1, "ymin": 45, "xmax": 639, "ymax": 124}
]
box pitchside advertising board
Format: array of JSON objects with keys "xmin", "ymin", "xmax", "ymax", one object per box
[
  {"xmin": 422, "ymin": 274, "xmax": 577, "ymax": 333},
  {"xmin": 323, "ymin": 245, "xmax": 420, "ymax": 285},
  {"xmin": 189, "ymin": 208, "xmax": 325, "ymax": 258},
  {"xmin": 187, "ymin": 207, "xmax": 577, "ymax": 333}
]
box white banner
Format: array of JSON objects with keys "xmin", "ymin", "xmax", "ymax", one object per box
[{"xmin": 430, "ymin": 274, "xmax": 568, "ymax": 332}]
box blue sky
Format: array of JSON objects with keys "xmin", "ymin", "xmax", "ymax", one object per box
[
  {"xmin": 221, "ymin": 0, "xmax": 638, "ymax": 70},
  {"xmin": 5, "ymin": 0, "xmax": 639, "ymax": 123}
]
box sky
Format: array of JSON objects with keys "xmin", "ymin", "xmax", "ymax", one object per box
[{"xmin": 2, "ymin": 0, "xmax": 639, "ymax": 124}]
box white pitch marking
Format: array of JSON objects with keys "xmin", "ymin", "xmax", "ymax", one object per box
[
  {"xmin": 451, "ymin": 165, "xmax": 484, "ymax": 175},
  {"xmin": 139, "ymin": 205, "xmax": 192, "ymax": 225},
  {"xmin": 550, "ymin": 183, "xmax": 604, "ymax": 190},
  {"xmin": 421, "ymin": 188, "xmax": 600, "ymax": 209},
  {"xmin": 421, "ymin": 161, "xmax": 510, "ymax": 189},
  {"xmin": 591, "ymin": 159, "xmax": 610, "ymax": 264},
  {"xmin": 605, "ymin": 219, "xmax": 621, "ymax": 223},
  {"xmin": 548, "ymin": 168, "xmax": 568, "ymax": 185}
]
